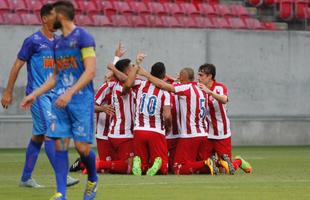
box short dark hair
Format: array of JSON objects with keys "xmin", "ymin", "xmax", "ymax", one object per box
[
  {"xmin": 40, "ymin": 3, "xmax": 54, "ymax": 18},
  {"xmin": 199, "ymin": 63, "xmax": 216, "ymax": 80},
  {"xmin": 151, "ymin": 62, "xmax": 166, "ymax": 79},
  {"xmin": 115, "ymin": 59, "xmax": 131, "ymax": 73},
  {"xmin": 181, "ymin": 68, "xmax": 195, "ymax": 81},
  {"xmin": 53, "ymin": 1, "xmax": 75, "ymax": 21}
]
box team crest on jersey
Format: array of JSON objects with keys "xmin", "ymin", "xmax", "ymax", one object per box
[{"xmin": 69, "ymin": 40, "xmax": 77, "ymax": 48}]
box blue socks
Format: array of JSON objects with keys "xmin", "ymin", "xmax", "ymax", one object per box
[
  {"xmin": 44, "ymin": 139, "xmax": 56, "ymax": 170},
  {"xmin": 80, "ymin": 150, "xmax": 98, "ymax": 182},
  {"xmin": 21, "ymin": 139, "xmax": 43, "ymax": 182},
  {"xmin": 55, "ymin": 150, "xmax": 68, "ymax": 197}
]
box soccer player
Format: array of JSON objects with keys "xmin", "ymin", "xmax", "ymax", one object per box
[
  {"xmin": 1, "ymin": 3, "xmax": 78, "ymax": 188},
  {"xmin": 198, "ymin": 63, "xmax": 252, "ymax": 174},
  {"xmin": 138, "ymin": 67, "xmax": 215, "ymax": 175},
  {"xmin": 20, "ymin": 1, "xmax": 98, "ymax": 199},
  {"xmin": 132, "ymin": 62, "xmax": 172, "ymax": 176},
  {"xmin": 95, "ymin": 54, "xmax": 145, "ymax": 174}
]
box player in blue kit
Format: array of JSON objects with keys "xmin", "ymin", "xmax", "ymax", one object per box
[
  {"xmin": 1, "ymin": 3, "xmax": 78, "ymax": 188},
  {"xmin": 21, "ymin": 1, "xmax": 98, "ymax": 200}
]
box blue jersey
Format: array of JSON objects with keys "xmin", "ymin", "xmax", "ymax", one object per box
[
  {"xmin": 54, "ymin": 27, "xmax": 95, "ymax": 102},
  {"xmin": 18, "ymin": 31, "xmax": 56, "ymax": 95}
]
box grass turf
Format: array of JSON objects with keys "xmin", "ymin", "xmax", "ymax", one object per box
[{"xmin": 0, "ymin": 146, "xmax": 310, "ymax": 200}]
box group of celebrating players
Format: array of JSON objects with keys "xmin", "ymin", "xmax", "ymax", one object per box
[{"xmin": 0, "ymin": 1, "xmax": 252, "ymax": 200}]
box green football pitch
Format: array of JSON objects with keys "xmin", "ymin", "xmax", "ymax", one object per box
[{"xmin": 0, "ymin": 146, "xmax": 310, "ymax": 200}]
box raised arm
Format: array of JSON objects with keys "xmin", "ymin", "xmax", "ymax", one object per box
[
  {"xmin": 107, "ymin": 62, "xmax": 127, "ymax": 82},
  {"xmin": 198, "ymin": 83, "xmax": 228, "ymax": 104},
  {"xmin": 1, "ymin": 58, "xmax": 25, "ymax": 109},
  {"xmin": 138, "ymin": 67, "xmax": 175, "ymax": 93}
]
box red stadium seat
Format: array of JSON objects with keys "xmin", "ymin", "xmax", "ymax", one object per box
[
  {"xmin": 161, "ymin": 16, "xmax": 183, "ymax": 28},
  {"xmin": 295, "ymin": 0, "xmax": 309, "ymax": 20},
  {"xmin": 213, "ymin": 17, "xmax": 232, "ymax": 29},
  {"xmin": 194, "ymin": 16, "xmax": 216, "ymax": 28},
  {"xmin": 91, "ymin": 14, "xmax": 113, "ymax": 26},
  {"xmin": 143, "ymin": 14, "xmax": 165, "ymax": 27},
  {"xmin": 279, "ymin": 0, "xmax": 294, "ymax": 21},
  {"xmin": 148, "ymin": 2, "xmax": 168, "ymax": 16},
  {"xmin": 94, "ymin": 0, "xmax": 117, "ymax": 17},
  {"xmin": 228, "ymin": 17, "xmax": 247, "ymax": 29},
  {"xmin": 230, "ymin": 5, "xmax": 251, "ymax": 18},
  {"xmin": 197, "ymin": 3, "xmax": 217, "ymax": 18},
  {"xmin": 0, "ymin": 0, "xmax": 9, "ymax": 14},
  {"xmin": 264, "ymin": 0, "xmax": 278, "ymax": 6},
  {"xmin": 24, "ymin": 0, "xmax": 43, "ymax": 14},
  {"xmin": 247, "ymin": 0, "xmax": 264, "ymax": 7},
  {"xmin": 244, "ymin": 18, "xmax": 265, "ymax": 29},
  {"xmin": 2, "ymin": 12, "xmax": 23, "ymax": 24},
  {"xmin": 262, "ymin": 21, "xmax": 277, "ymax": 30},
  {"xmin": 7, "ymin": 0, "xmax": 28, "ymax": 14},
  {"xmin": 20, "ymin": 13, "xmax": 41, "ymax": 25},
  {"xmin": 113, "ymin": 1, "xmax": 135, "ymax": 16},
  {"xmin": 207, "ymin": 0, "xmax": 220, "ymax": 5},
  {"xmin": 177, "ymin": 16, "xmax": 200, "ymax": 28},
  {"xmin": 77, "ymin": 0, "xmax": 99, "ymax": 15},
  {"xmin": 127, "ymin": 15, "xmax": 147, "ymax": 27},
  {"xmin": 111, "ymin": 14, "xmax": 131, "ymax": 27},
  {"xmin": 163, "ymin": 2, "xmax": 185, "ymax": 17},
  {"xmin": 129, "ymin": 1, "xmax": 151, "ymax": 17},
  {"xmin": 214, "ymin": 4, "xmax": 234, "ymax": 18},
  {"xmin": 179, "ymin": 3, "xmax": 200, "ymax": 17},
  {"xmin": 0, "ymin": 13, "xmax": 4, "ymax": 24},
  {"xmin": 75, "ymin": 14, "xmax": 94, "ymax": 26}
]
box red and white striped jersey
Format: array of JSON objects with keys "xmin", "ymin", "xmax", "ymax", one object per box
[
  {"xmin": 134, "ymin": 81, "xmax": 171, "ymax": 135},
  {"xmin": 109, "ymin": 80, "xmax": 142, "ymax": 138},
  {"xmin": 95, "ymin": 81, "xmax": 116, "ymax": 140},
  {"xmin": 166, "ymin": 93, "xmax": 180, "ymax": 139},
  {"xmin": 206, "ymin": 81, "xmax": 231, "ymax": 140},
  {"xmin": 174, "ymin": 82, "xmax": 208, "ymax": 138}
]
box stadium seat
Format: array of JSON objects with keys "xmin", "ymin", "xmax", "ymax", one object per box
[
  {"xmin": 75, "ymin": 14, "xmax": 94, "ymax": 26},
  {"xmin": 0, "ymin": 0, "xmax": 9, "ymax": 14},
  {"xmin": 264, "ymin": 0, "xmax": 278, "ymax": 6},
  {"xmin": 77, "ymin": 0, "xmax": 99, "ymax": 15},
  {"xmin": 113, "ymin": 1, "xmax": 135, "ymax": 17},
  {"xmin": 212, "ymin": 17, "xmax": 232, "ymax": 29},
  {"xmin": 161, "ymin": 16, "xmax": 183, "ymax": 28},
  {"xmin": 244, "ymin": 18, "xmax": 265, "ymax": 29},
  {"xmin": 0, "ymin": 13, "xmax": 4, "ymax": 24},
  {"xmin": 194, "ymin": 16, "xmax": 216, "ymax": 28},
  {"xmin": 129, "ymin": 1, "xmax": 151, "ymax": 17},
  {"xmin": 177, "ymin": 16, "xmax": 200, "ymax": 28},
  {"xmin": 197, "ymin": 3, "xmax": 217, "ymax": 18},
  {"xmin": 91, "ymin": 14, "xmax": 113, "ymax": 27},
  {"xmin": 230, "ymin": 5, "xmax": 251, "ymax": 18},
  {"xmin": 94, "ymin": 0, "xmax": 117, "ymax": 17},
  {"xmin": 207, "ymin": 0, "xmax": 220, "ymax": 5},
  {"xmin": 143, "ymin": 14, "xmax": 165, "ymax": 27},
  {"xmin": 214, "ymin": 4, "xmax": 234, "ymax": 18},
  {"xmin": 148, "ymin": 2, "xmax": 168, "ymax": 16},
  {"xmin": 163, "ymin": 2, "xmax": 185, "ymax": 17},
  {"xmin": 2, "ymin": 12, "xmax": 23, "ymax": 24},
  {"xmin": 7, "ymin": 0, "xmax": 28, "ymax": 14},
  {"xmin": 179, "ymin": 3, "xmax": 200, "ymax": 17},
  {"xmin": 24, "ymin": 0, "xmax": 43, "ymax": 14},
  {"xmin": 228, "ymin": 17, "xmax": 247, "ymax": 29},
  {"xmin": 279, "ymin": 0, "xmax": 294, "ymax": 21},
  {"xmin": 20, "ymin": 13, "xmax": 41, "ymax": 25},
  {"xmin": 295, "ymin": 0, "xmax": 309, "ymax": 20},
  {"xmin": 111, "ymin": 14, "xmax": 131, "ymax": 27},
  {"xmin": 262, "ymin": 21, "xmax": 277, "ymax": 30},
  {"xmin": 247, "ymin": 0, "xmax": 264, "ymax": 7},
  {"xmin": 127, "ymin": 15, "xmax": 147, "ymax": 27}
]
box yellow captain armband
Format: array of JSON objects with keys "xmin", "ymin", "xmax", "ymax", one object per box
[{"xmin": 81, "ymin": 47, "xmax": 96, "ymax": 60}]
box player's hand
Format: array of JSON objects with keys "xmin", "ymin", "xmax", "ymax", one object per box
[
  {"xmin": 137, "ymin": 67, "xmax": 148, "ymax": 77},
  {"xmin": 101, "ymin": 104, "xmax": 115, "ymax": 116},
  {"xmin": 20, "ymin": 93, "xmax": 36, "ymax": 111},
  {"xmin": 1, "ymin": 90, "xmax": 13, "ymax": 109},
  {"xmin": 107, "ymin": 62, "xmax": 115, "ymax": 71},
  {"xmin": 55, "ymin": 92, "xmax": 72, "ymax": 108},
  {"xmin": 135, "ymin": 52, "xmax": 146, "ymax": 66},
  {"xmin": 115, "ymin": 42, "xmax": 126, "ymax": 58},
  {"xmin": 198, "ymin": 83, "xmax": 212, "ymax": 94}
]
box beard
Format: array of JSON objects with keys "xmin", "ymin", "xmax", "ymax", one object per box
[{"xmin": 53, "ymin": 20, "xmax": 62, "ymax": 30}]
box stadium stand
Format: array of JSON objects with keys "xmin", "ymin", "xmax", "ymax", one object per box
[{"xmin": 1, "ymin": 0, "xmax": 308, "ymax": 30}]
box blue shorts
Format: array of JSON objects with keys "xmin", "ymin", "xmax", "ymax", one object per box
[
  {"xmin": 30, "ymin": 94, "xmax": 52, "ymax": 135},
  {"xmin": 47, "ymin": 96, "xmax": 94, "ymax": 144}
]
